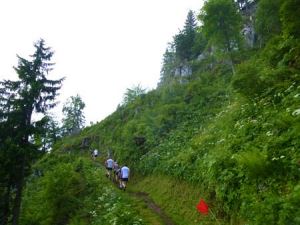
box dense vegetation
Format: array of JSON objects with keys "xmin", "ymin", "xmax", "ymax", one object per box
[
  {"xmin": 1, "ymin": 0, "xmax": 300, "ymax": 224},
  {"xmin": 20, "ymin": 154, "xmax": 144, "ymax": 225},
  {"xmin": 77, "ymin": 0, "xmax": 300, "ymax": 223}
]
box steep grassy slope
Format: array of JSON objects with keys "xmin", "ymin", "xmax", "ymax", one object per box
[
  {"xmin": 20, "ymin": 30, "xmax": 300, "ymax": 225},
  {"xmin": 73, "ymin": 37, "xmax": 300, "ymax": 224},
  {"xmin": 20, "ymin": 153, "xmax": 159, "ymax": 225}
]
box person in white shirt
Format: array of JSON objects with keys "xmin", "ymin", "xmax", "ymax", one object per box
[
  {"xmin": 92, "ymin": 149, "xmax": 98, "ymax": 161},
  {"xmin": 105, "ymin": 158, "xmax": 114, "ymax": 179},
  {"xmin": 120, "ymin": 165, "xmax": 130, "ymax": 190}
]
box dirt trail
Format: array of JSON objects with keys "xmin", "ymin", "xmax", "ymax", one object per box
[
  {"xmin": 129, "ymin": 191, "xmax": 176, "ymax": 225},
  {"xmin": 94, "ymin": 161, "xmax": 175, "ymax": 225}
]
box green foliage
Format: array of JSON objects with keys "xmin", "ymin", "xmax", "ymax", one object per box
[
  {"xmin": 280, "ymin": 0, "xmax": 300, "ymax": 38},
  {"xmin": 19, "ymin": 3, "xmax": 300, "ymax": 225},
  {"xmin": 159, "ymin": 10, "xmax": 202, "ymax": 86},
  {"xmin": 62, "ymin": 94, "xmax": 86, "ymax": 136},
  {"xmin": 90, "ymin": 187, "xmax": 143, "ymax": 225},
  {"xmin": 159, "ymin": 44, "xmax": 177, "ymax": 85},
  {"xmin": 0, "ymin": 39, "xmax": 63, "ymax": 224},
  {"xmin": 199, "ymin": 0, "xmax": 242, "ymax": 51},
  {"xmin": 21, "ymin": 157, "xmax": 87, "ymax": 225},
  {"xmin": 231, "ymin": 59, "xmax": 267, "ymax": 98},
  {"xmin": 21, "ymin": 154, "xmax": 144, "ymax": 225},
  {"xmin": 122, "ymin": 84, "xmax": 146, "ymax": 106},
  {"xmin": 199, "ymin": 0, "xmax": 243, "ymax": 74},
  {"xmin": 33, "ymin": 115, "xmax": 62, "ymax": 151},
  {"xmin": 191, "ymin": 27, "xmax": 207, "ymax": 57},
  {"xmin": 235, "ymin": 148, "xmax": 269, "ymax": 179},
  {"xmin": 85, "ymin": 39, "xmax": 300, "ymax": 222},
  {"xmin": 255, "ymin": 0, "xmax": 282, "ymax": 45},
  {"xmin": 174, "ymin": 10, "xmax": 197, "ymax": 61}
]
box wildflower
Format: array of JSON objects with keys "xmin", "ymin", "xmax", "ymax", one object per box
[
  {"xmin": 292, "ymin": 109, "xmax": 300, "ymax": 116},
  {"xmin": 285, "ymin": 83, "xmax": 295, "ymax": 92},
  {"xmin": 218, "ymin": 139, "xmax": 225, "ymax": 143},
  {"xmin": 266, "ymin": 131, "xmax": 273, "ymax": 136}
]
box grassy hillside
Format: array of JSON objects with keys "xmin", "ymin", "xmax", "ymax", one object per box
[
  {"xmin": 20, "ymin": 1, "xmax": 300, "ymax": 224},
  {"xmin": 20, "ymin": 154, "xmax": 147, "ymax": 225},
  {"xmin": 64, "ymin": 36, "xmax": 300, "ymax": 224},
  {"xmin": 20, "ymin": 39, "xmax": 300, "ymax": 225}
]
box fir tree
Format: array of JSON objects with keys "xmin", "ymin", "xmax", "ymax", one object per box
[
  {"xmin": 174, "ymin": 10, "xmax": 197, "ymax": 61},
  {"xmin": 0, "ymin": 39, "xmax": 63, "ymax": 225}
]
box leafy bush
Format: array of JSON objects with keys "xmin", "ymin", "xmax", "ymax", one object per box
[
  {"xmin": 232, "ymin": 61, "xmax": 267, "ymax": 98},
  {"xmin": 21, "ymin": 155, "xmax": 144, "ymax": 225}
]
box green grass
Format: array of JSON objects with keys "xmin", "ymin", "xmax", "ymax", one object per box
[
  {"xmin": 129, "ymin": 174, "xmax": 222, "ymax": 225},
  {"xmin": 36, "ymin": 34, "xmax": 300, "ymax": 225},
  {"xmin": 124, "ymin": 194, "xmax": 165, "ymax": 225},
  {"xmin": 92, "ymin": 159, "xmax": 165, "ymax": 225}
]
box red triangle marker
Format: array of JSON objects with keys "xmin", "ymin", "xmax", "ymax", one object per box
[{"xmin": 197, "ymin": 199, "xmax": 209, "ymax": 215}]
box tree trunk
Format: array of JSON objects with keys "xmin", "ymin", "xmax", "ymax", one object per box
[
  {"xmin": 12, "ymin": 155, "xmax": 25, "ymax": 225},
  {"xmin": 12, "ymin": 110, "xmax": 33, "ymax": 225},
  {"xmin": 1, "ymin": 181, "xmax": 12, "ymax": 225}
]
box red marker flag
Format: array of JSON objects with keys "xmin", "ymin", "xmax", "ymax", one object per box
[{"xmin": 197, "ymin": 199, "xmax": 209, "ymax": 215}]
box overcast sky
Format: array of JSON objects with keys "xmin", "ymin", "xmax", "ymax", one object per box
[{"xmin": 0, "ymin": 0, "xmax": 203, "ymax": 125}]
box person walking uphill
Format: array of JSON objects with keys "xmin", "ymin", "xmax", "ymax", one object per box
[
  {"xmin": 113, "ymin": 161, "xmax": 120, "ymax": 183},
  {"xmin": 105, "ymin": 158, "xmax": 114, "ymax": 179},
  {"xmin": 92, "ymin": 149, "xmax": 98, "ymax": 161},
  {"xmin": 119, "ymin": 164, "xmax": 130, "ymax": 191}
]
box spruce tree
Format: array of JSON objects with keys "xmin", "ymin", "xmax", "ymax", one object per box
[
  {"xmin": 0, "ymin": 39, "xmax": 63, "ymax": 225},
  {"xmin": 174, "ymin": 10, "xmax": 197, "ymax": 61}
]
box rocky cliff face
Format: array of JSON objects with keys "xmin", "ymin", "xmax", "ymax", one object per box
[{"xmin": 174, "ymin": 64, "xmax": 192, "ymax": 77}]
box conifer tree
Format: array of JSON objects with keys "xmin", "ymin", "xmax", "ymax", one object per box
[
  {"xmin": 174, "ymin": 10, "xmax": 197, "ymax": 61},
  {"xmin": 159, "ymin": 11, "xmax": 200, "ymax": 85},
  {"xmin": 0, "ymin": 39, "xmax": 63, "ymax": 225},
  {"xmin": 159, "ymin": 44, "xmax": 177, "ymax": 85}
]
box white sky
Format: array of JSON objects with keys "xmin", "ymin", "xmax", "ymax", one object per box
[{"xmin": 0, "ymin": 0, "xmax": 203, "ymax": 125}]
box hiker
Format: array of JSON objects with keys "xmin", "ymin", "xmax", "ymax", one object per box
[
  {"xmin": 92, "ymin": 149, "xmax": 98, "ymax": 161},
  {"xmin": 105, "ymin": 157, "xmax": 114, "ymax": 179},
  {"xmin": 119, "ymin": 164, "xmax": 130, "ymax": 190},
  {"xmin": 113, "ymin": 161, "xmax": 120, "ymax": 182}
]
